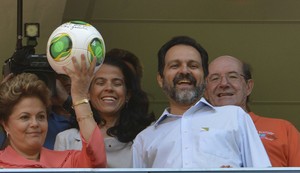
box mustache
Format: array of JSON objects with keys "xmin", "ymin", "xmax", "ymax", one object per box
[{"xmin": 173, "ymin": 73, "xmax": 196, "ymax": 86}]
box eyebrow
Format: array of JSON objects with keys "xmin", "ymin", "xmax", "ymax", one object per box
[
  {"xmin": 209, "ymin": 71, "xmax": 241, "ymax": 76},
  {"xmin": 167, "ymin": 59, "xmax": 201, "ymax": 65},
  {"xmin": 93, "ymin": 77, "xmax": 124, "ymax": 82}
]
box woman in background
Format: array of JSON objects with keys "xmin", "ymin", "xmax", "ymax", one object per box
[
  {"xmin": 54, "ymin": 56, "xmax": 155, "ymax": 167},
  {"xmin": 106, "ymin": 48, "xmax": 143, "ymax": 81}
]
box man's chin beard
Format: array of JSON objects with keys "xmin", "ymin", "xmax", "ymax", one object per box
[
  {"xmin": 174, "ymin": 89, "xmax": 199, "ymax": 105},
  {"xmin": 163, "ymin": 84, "xmax": 206, "ymax": 105}
]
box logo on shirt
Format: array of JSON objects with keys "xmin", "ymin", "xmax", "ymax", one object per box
[
  {"xmin": 201, "ymin": 127, "xmax": 209, "ymax": 131},
  {"xmin": 258, "ymin": 131, "xmax": 277, "ymax": 141}
]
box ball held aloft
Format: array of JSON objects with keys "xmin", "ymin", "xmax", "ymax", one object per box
[{"xmin": 46, "ymin": 21, "xmax": 105, "ymax": 74}]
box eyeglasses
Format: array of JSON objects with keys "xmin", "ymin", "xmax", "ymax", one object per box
[{"xmin": 207, "ymin": 72, "xmax": 246, "ymax": 84}]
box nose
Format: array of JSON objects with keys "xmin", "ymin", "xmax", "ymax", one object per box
[
  {"xmin": 179, "ymin": 65, "xmax": 190, "ymax": 74},
  {"xmin": 30, "ymin": 117, "xmax": 39, "ymax": 127},
  {"xmin": 103, "ymin": 82, "xmax": 113, "ymax": 91},
  {"xmin": 219, "ymin": 76, "xmax": 230, "ymax": 87}
]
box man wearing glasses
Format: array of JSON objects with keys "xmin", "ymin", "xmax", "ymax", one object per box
[{"xmin": 205, "ymin": 55, "xmax": 300, "ymax": 167}]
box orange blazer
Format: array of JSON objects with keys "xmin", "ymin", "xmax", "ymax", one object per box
[{"xmin": 0, "ymin": 126, "xmax": 107, "ymax": 168}]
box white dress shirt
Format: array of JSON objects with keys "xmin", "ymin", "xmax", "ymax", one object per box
[
  {"xmin": 54, "ymin": 128, "xmax": 133, "ymax": 168},
  {"xmin": 132, "ymin": 98, "xmax": 271, "ymax": 168}
]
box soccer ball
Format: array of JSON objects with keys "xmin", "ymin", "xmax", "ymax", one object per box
[{"xmin": 46, "ymin": 21, "xmax": 105, "ymax": 74}]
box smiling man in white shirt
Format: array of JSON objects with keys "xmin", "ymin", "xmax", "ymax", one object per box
[{"xmin": 132, "ymin": 36, "xmax": 271, "ymax": 168}]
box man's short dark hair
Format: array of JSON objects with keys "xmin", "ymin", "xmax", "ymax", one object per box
[{"xmin": 157, "ymin": 36, "xmax": 209, "ymax": 78}]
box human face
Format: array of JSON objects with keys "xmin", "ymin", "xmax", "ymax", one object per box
[
  {"xmin": 157, "ymin": 44, "xmax": 205, "ymax": 106},
  {"xmin": 3, "ymin": 97, "xmax": 48, "ymax": 155},
  {"xmin": 205, "ymin": 56, "xmax": 253, "ymax": 111},
  {"xmin": 89, "ymin": 64, "xmax": 127, "ymax": 117}
]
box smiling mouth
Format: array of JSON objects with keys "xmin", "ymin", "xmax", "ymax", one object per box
[
  {"xmin": 176, "ymin": 79, "xmax": 192, "ymax": 85},
  {"xmin": 27, "ymin": 132, "xmax": 41, "ymax": 136},
  {"xmin": 102, "ymin": 96, "xmax": 116, "ymax": 101},
  {"xmin": 218, "ymin": 93, "xmax": 233, "ymax": 97}
]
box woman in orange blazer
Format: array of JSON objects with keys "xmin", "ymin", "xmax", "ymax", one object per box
[{"xmin": 0, "ymin": 55, "xmax": 107, "ymax": 168}]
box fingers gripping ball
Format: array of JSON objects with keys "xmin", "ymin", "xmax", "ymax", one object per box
[{"xmin": 46, "ymin": 21, "xmax": 105, "ymax": 74}]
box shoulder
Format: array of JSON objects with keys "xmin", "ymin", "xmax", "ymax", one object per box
[
  {"xmin": 207, "ymin": 105, "xmax": 256, "ymax": 130},
  {"xmin": 200, "ymin": 98, "xmax": 247, "ymax": 114},
  {"xmin": 41, "ymin": 147, "xmax": 73, "ymax": 157},
  {"xmin": 251, "ymin": 112, "xmax": 299, "ymax": 131},
  {"xmin": 57, "ymin": 128, "xmax": 79, "ymax": 136},
  {"xmin": 41, "ymin": 147, "xmax": 77, "ymax": 162},
  {"xmin": 211, "ymin": 105, "xmax": 249, "ymax": 118},
  {"xmin": 56, "ymin": 128, "xmax": 80, "ymax": 140},
  {"xmin": 138, "ymin": 123, "xmax": 156, "ymax": 135},
  {"xmin": 134, "ymin": 123, "xmax": 156, "ymax": 141},
  {"xmin": 261, "ymin": 116, "xmax": 293, "ymax": 125},
  {"xmin": 213, "ymin": 104, "xmax": 244, "ymax": 111}
]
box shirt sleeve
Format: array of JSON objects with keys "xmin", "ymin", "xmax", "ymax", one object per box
[
  {"xmin": 132, "ymin": 135, "xmax": 146, "ymax": 168},
  {"xmin": 286, "ymin": 122, "xmax": 300, "ymax": 166},
  {"xmin": 238, "ymin": 110, "xmax": 271, "ymax": 167}
]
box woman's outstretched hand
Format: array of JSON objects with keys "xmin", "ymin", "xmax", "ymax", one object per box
[{"xmin": 63, "ymin": 54, "xmax": 96, "ymax": 101}]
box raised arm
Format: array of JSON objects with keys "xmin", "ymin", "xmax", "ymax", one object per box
[
  {"xmin": 62, "ymin": 55, "xmax": 106, "ymax": 168},
  {"xmin": 64, "ymin": 55, "xmax": 97, "ymax": 141}
]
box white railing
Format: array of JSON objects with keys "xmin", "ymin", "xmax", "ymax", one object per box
[{"xmin": 1, "ymin": 168, "xmax": 300, "ymax": 173}]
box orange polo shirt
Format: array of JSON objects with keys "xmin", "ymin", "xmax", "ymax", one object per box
[{"xmin": 249, "ymin": 112, "xmax": 300, "ymax": 167}]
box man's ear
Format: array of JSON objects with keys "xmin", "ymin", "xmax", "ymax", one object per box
[
  {"xmin": 246, "ymin": 79, "xmax": 254, "ymax": 96},
  {"xmin": 157, "ymin": 73, "xmax": 163, "ymax": 88}
]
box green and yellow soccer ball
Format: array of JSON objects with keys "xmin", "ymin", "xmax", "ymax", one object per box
[{"xmin": 46, "ymin": 21, "xmax": 105, "ymax": 74}]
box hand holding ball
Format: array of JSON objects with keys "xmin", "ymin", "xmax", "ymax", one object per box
[{"xmin": 46, "ymin": 21, "xmax": 105, "ymax": 74}]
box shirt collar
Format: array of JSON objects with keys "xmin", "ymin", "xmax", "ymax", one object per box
[
  {"xmin": 153, "ymin": 109, "xmax": 170, "ymax": 127},
  {"xmin": 198, "ymin": 97, "xmax": 215, "ymax": 109},
  {"xmin": 154, "ymin": 98, "xmax": 215, "ymax": 127}
]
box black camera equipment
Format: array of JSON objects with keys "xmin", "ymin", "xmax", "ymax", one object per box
[{"xmin": 2, "ymin": 0, "xmax": 56, "ymax": 95}]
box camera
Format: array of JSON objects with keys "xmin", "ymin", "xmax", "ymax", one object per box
[
  {"xmin": 2, "ymin": 22, "xmax": 57, "ymax": 95},
  {"xmin": 3, "ymin": 0, "xmax": 57, "ymax": 96},
  {"xmin": 2, "ymin": 46, "xmax": 57, "ymax": 96}
]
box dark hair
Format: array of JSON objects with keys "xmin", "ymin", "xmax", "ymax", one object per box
[
  {"xmin": 241, "ymin": 61, "xmax": 253, "ymax": 111},
  {"xmin": 0, "ymin": 73, "xmax": 51, "ymax": 124},
  {"xmin": 242, "ymin": 62, "xmax": 252, "ymax": 81},
  {"xmin": 157, "ymin": 36, "xmax": 209, "ymax": 78},
  {"xmin": 72, "ymin": 56, "xmax": 155, "ymax": 143},
  {"xmin": 106, "ymin": 48, "xmax": 143, "ymax": 81}
]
